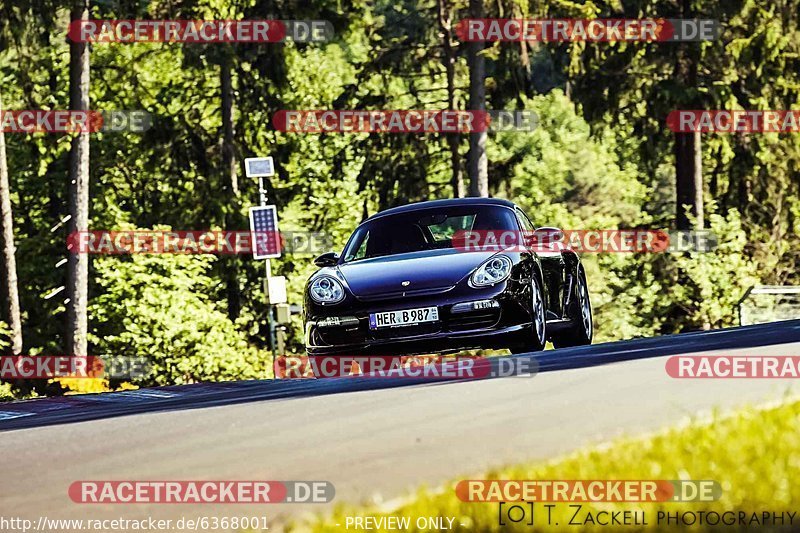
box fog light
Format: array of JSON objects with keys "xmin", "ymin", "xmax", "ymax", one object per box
[
  {"xmin": 317, "ymin": 316, "xmax": 360, "ymax": 328},
  {"xmin": 451, "ymin": 300, "xmax": 500, "ymax": 313}
]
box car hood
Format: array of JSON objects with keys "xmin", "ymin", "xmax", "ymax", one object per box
[{"xmin": 337, "ymin": 248, "xmax": 498, "ymax": 298}]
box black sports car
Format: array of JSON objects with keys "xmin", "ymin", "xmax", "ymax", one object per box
[{"xmin": 303, "ymin": 198, "xmax": 592, "ymax": 356}]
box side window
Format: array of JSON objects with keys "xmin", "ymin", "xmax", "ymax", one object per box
[
  {"xmin": 344, "ymin": 230, "xmax": 370, "ymax": 262},
  {"xmin": 515, "ymin": 209, "xmax": 536, "ymax": 250},
  {"xmin": 353, "ymin": 232, "xmax": 370, "ymax": 260},
  {"xmin": 515, "ymin": 209, "xmax": 534, "ymax": 232}
]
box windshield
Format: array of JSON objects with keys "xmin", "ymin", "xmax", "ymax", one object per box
[{"xmin": 342, "ymin": 205, "xmax": 519, "ymax": 262}]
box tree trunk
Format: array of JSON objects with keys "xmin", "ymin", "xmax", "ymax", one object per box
[
  {"xmin": 66, "ymin": 0, "xmax": 90, "ymax": 356},
  {"xmin": 437, "ymin": 0, "xmax": 465, "ymax": 198},
  {"xmin": 674, "ymin": 0, "xmax": 703, "ymax": 230},
  {"xmin": 466, "ymin": 0, "xmax": 488, "ymax": 197},
  {"xmin": 0, "ymin": 93, "xmax": 23, "ymax": 355},
  {"xmin": 221, "ymin": 53, "xmax": 241, "ymax": 320},
  {"xmin": 221, "ymin": 55, "xmax": 239, "ymax": 198},
  {"xmin": 674, "ymin": 130, "xmax": 703, "ymax": 230}
]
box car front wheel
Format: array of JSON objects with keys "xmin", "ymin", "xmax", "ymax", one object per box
[
  {"xmin": 510, "ymin": 274, "xmax": 547, "ymax": 353},
  {"xmin": 552, "ymin": 268, "xmax": 593, "ymax": 348}
]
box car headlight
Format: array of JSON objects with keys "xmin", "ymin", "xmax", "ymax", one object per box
[
  {"xmin": 470, "ymin": 255, "xmax": 513, "ymax": 287},
  {"xmin": 309, "ymin": 276, "xmax": 345, "ymax": 304}
]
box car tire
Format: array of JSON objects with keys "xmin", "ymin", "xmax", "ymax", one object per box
[
  {"xmin": 551, "ymin": 268, "xmax": 593, "ymax": 348},
  {"xmin": 510, "ymin": 274, "xmax": 547, "ymax": 353}
]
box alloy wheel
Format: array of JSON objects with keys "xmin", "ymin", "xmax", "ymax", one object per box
[
  {"xmin": 577, "ymin": 274, "xmax": 592, "ymax": 339},
  {"xmin": 532, "ymin": 278, "xmax": 546, "ymax": 345}
]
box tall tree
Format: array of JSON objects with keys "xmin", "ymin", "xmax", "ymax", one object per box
[
  {"xmin": 673, "ymin": 0, "xmax": 704, "ymax": 230},
  {"xmin": 674, "ymin": 131, "xmax": 703, "ymax": 229},
  {"xmin": 221, "ymin": 48, "xmax": 241, "ymax": 320},
  {"xmin": 66, "ymin": 0, "xmax": 91, "ymax": 356},
  {"xmin": 437, "ymin": 0, "xmax": 465, "ymax": 198},
  {"xmin": 0, "ymin": 93, "xmax": 22, "ymax": 355},
  {"xmin": 466, "ymin": 0, "xmax": 488, "ymax": 197}
]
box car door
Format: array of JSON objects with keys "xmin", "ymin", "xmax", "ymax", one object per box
[{"xmin": 516, "ymin": 207, "xmax": 565, "ymax": 319}]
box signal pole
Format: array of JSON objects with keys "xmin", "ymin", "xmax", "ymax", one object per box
[{"xmin": 245, "ymin": 157, "xmax": 286, "ymax": 354}]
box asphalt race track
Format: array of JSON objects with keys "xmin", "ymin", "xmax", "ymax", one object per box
[{"xmin": 1, "ymin": 319, "xmax": 800, "ymax": 528}]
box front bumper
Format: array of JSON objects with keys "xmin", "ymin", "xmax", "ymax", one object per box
[{"xmin": 305, "ymin": 284, "xmax": 531, "ymax": 356}]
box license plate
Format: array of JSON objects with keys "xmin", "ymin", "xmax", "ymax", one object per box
[{"xmin": 369, "ymin": 307, "xmax": 439, "ymax": 329}]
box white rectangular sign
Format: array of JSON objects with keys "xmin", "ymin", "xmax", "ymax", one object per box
[{"xmin": 245, "ymin": 156, "xmax": 275, "ymax": 178}]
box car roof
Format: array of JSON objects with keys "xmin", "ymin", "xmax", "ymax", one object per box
[{"xmin": 364, "ymin": 197, "xmax": 517, "ymax": 222}]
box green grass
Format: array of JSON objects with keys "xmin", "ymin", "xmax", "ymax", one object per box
[{"xmin": 292, "ymin": 395, "xmax": 800, "ymax": 532}]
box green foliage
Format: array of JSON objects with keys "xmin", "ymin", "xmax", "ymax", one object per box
[
  {"xmin": 491, "ymin": 90, "xmax": 646, "ymax": 228},
  {"xmin": 595, "ymin": 209, "xmax": 759, "ymax": 340},
  {"xmin": 0, "ymin": 320, "xmax": 10, "ymax": 351},
  {"xmin": 90, "ymin": 249, "xmax": 272, "ymax": 386},
  {"xmin": 669, "ymin": 210, "xmax": 759, "ymax": 330},
  {"xmin": 0, "ymin": 382, "xmax": 17, "ymax": 401}
]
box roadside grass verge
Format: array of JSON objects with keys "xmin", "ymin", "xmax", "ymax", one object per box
[{"xmin": 292, "ymin": 394, "xmax": 800, "ymax": 532}]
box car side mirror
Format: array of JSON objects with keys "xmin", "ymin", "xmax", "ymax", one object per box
[
  {"xmin": 529, "ymin": 227, "xmax": 565, "ymax": 247},
  {"xmin": 314, "ymin": 251, "xmax": 340, "ymax": 267}
]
